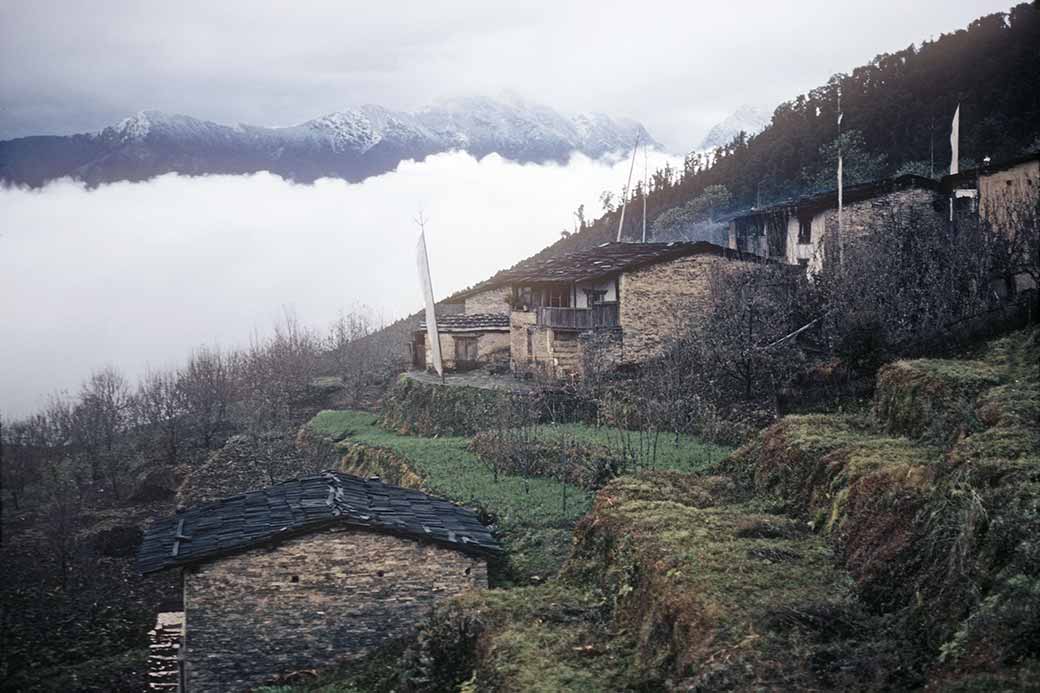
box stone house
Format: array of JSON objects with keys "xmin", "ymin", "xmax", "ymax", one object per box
[
  {"xmin": 137, "ymin": 472, "xmax": 500, "ymax": 693},
  {"xmin": 941, "ymin": 151, "xmax": 1039, "ymax": 222},
  {"xmin": 413, "ymin": 286, "xmax": 511, "ymax": 371},
  {"xmin": 727, "ymin": 174, "xmax": 943, "ymax": 274},
  {"xmin": 941, "ymin": 151, "xmax": 1040, "ymax": 295},
  {"xmin": 469, "ymin": 241, "xmax": 761, "ymax": 378}
]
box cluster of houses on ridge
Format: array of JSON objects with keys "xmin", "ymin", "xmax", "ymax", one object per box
[
  {"xmin": 414, "ymin": 151, "xmax": 1039, "ymax": 380},
  {"xmin": 136, "ymin": 151, "xmax": 1037, "ymax": 693}
]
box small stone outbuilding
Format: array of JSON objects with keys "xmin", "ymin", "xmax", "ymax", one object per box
[
  {"xmin": 412, "ymin": 285, "xmax": 512, "ymax": 372},
  {"xmin": 415, "ymin": 312, "xmax": 510, "ymax": 371},
  {"xmin": 137, "ymin": 472, "xmax": 500, "ymax": 693}
]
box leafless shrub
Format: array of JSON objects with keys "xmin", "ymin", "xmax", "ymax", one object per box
[
  {"xmin": 134, "ymin": 368, "xmax": 186, "ymax": 465},
  {"xmin": 814, "ymin": 201, "xmax": 995, "ymax": 359},
  {"xmin": 38, "ymin": 458, "xmax": 84, "ymax": 590},
  {"xmin": 326, "ymin": 306, "xmax": 397, "ymax": 406},
  {"xmin": 178, "ymin": 346, "xmax": 239, "ymax": 449}
]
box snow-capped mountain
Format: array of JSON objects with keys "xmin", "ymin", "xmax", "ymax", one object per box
[
  {"xmin": 699, "ymin": 105, "xmax": 771, "ymax": 150},
  {"xmin": 0, "ymin": 97, "xmax": 657, "ymax": 187}
]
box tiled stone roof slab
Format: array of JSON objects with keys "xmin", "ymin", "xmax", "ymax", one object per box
[
  {"xmin": 137, "ymin": 472, "xmax": 501, "ymax": 574},
  {"xmin": 418, "ymin": 312, "xmax": 510, "ymax": 331}
]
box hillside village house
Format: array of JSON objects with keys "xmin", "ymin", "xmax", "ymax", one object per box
[
  {"xmin": 727, "ymin": 152, "xmax": 1039, "ymax": 279},
  {"xmin": 441, "ymin": 242, "xmax": 762, "ymax": 379},
  {"xmin": 726, "ymin": 174, "xmax": 943, "ymax": 274},
  {"xmin": 137, "ymin": 472, "xmax": 499, "ymax": 693},
  {"xmin": 942, "ymin": 151, "xmax": 1040, "ymax": 223},
  {"xmin": 942, "ymin": 152, "xmax": 1040, "ymax": 294}
]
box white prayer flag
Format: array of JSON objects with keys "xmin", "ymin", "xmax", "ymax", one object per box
[
  {"xmin": 416, "ymin": 229, "xmax": 443, "ymax": 377},
  {"xmin": 837, "ymin": 154, "xmax": 843, "ymax": 210},
  {"xmin": 950, "ymin": 104, "xmax": 960, "ymax": 175}
]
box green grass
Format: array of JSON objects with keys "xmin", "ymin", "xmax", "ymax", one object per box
[
  {"xmin": 527, "ymin": 422, "xmax": 734, "ymax": 475},
  {"xmin": 309, "ymin": 410, "xmax": 591, "ymax": 581},
  {"xmin": 307, "ymin": 411, "xmax": 735, "ymax": 583}
]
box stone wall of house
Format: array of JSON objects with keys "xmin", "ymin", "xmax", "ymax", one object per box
[
  {"xmin": 424, "ymin": 331, "xmax": 510, "ymax": 371},
  {"xmin": 510, "ymin": 311, "xmax": 537, "ymax": 368},
  {"xmin": 509, "ymin": 311, "xmax": 574, "ymax": 377},
  {"xmin": 463, "ymin": 287, "xmax": 511, "ymax": 315},
  {"xmin": 618, "ymin": 254, "xmax": 750, "ymax": 363},
  {"xmin": 183, "ymin": 528, "xmax": 488, "ymax": 693},
  {"xmin": 477, "ymin": 331, "xmax": 511, "ymax": 367},
  {"xmin": 577, "ymin": 329, "xmax": 623, "ymax": 377},
  {"xmin": 817, "ymin": 188, "xmax": 942, "ymax": 260},
  {"xmin": 979, "ymin": 158, "xmax": 1039, "ymax": 233}
]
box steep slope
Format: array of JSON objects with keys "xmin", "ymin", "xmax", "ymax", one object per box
[{"xmin": 0, "ymin": 97, "xmax": 656, "ymax": 187}]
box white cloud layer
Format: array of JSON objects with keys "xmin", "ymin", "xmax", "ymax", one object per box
[{"xmin": 0, "ymin": 150, "xmax": 680, "ymax": 416}]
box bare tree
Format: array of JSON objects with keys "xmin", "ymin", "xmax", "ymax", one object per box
[
  {"xmin": 135, "ymin": 368, "xmax": 187, "ymax": 465},
  {"xmin": 813, "ymin": 199, "xmax": 997, "ymax": 359},
  {"xmin": 241, "ymin": 309, "xmax": 322, "ymax": 415},
  {"xmin": 39, "ymin": 458, "xmax": 83, "ymax": 590},
  {"xmin": 980, "ymin": 188, "xmax": 1040, "ymax": 296},
  {"xmin": 179, "ymin": 346, "xmax": 239, "ymax": 449},
  {"xmin": 0, "ymin": 414, "xmax": 50, "ymax": 510},
  {"xmin": 64, "ymin": 367, "xmax": 134, "ymax": 498},
  {"xmin": 326, "ymin": 307, "xmax": 390, "ymax": 406},
  {"xmin": 700, "ymin": 262, "xmax": 806, "ymax": 404}
]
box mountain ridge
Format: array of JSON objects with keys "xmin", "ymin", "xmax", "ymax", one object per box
[
  {"xmin": 0, "ymin": 97, "xmax": 657, "ymax": 187},
  {"xmin": 699, "ymin": 105, "xmax": 771, "ymax": 150}
]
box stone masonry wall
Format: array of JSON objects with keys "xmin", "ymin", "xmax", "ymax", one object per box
[
  {"xmin": 477, "ymin": 331, "xmax": 511, "ymax": 367},
  {"xmin": 979, "ymin": 159, "xmax": 1039, "ymax": 233},
  {"xmin": 183, "ymin": 528, "xmax": 488, "ymax": 692},
  {"xmin": 510, "ymin": 310, "xmax": 537, "ymax": 368},
  {"xmin": 463, "ymin": 287, "xmax": 511, "ymax": 315},
  {"xmin": 817, "ymin": 188, "xmax": 942, "ymax": 265},
  {"xmin": 619, "ymin": 254, "xmax": 751, "ymax": 363},
  {"xmin": 425, "ymin": 331, "xmax": 510, "ymax": 371}
]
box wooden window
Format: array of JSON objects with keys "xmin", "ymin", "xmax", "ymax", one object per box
[
  {"xmin": 546, "ymin": 287, "xmax": 570, "ymax": 307},
  {"xmin": 584, "ymin": 289, "xmax": 607, "ymax": 305}
]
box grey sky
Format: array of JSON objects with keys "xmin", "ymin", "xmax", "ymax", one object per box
[{"xmin": 0, "ymin": 0, "xmax": 1013, "ymax": 151}]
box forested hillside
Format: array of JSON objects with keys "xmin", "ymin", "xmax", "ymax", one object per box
[{"xmin": 527, "ymin": 1, "xmax": 1040, "ymax": 259}]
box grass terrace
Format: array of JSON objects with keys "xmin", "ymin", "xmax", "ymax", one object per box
[{"xmin": 306, "ymin": 410, "xmax": 734, "ymax": 582}]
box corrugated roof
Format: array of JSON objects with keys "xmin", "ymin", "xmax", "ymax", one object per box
[
  {"xmin": 137, "ymin": 471, "xmax": 500, "ymax": 574},
  {"xmin": 418, "ymin": 313, "xmax": 510, "ymax": 331},
  {"xmin": 481, "ymin": 241, "xmax": 748, "ymax": 285}
]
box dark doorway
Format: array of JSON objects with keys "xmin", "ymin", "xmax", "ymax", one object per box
[
  {"xmin": 455, "ymin": 336, "xmax": 479, "ymax": 370},
  {"xmin": 413, "ymin": 332, "xmax": 426, "ymax": 369}
]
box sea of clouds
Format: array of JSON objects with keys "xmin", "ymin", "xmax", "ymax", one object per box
[{"xmin": 0, "ymin": 149, "xmax": 680, "ymax": 416}]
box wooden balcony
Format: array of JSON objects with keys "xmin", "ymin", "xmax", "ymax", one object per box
[{"xmin": 536, "ymin": 302, "xmax": 619, "ymax": 330}]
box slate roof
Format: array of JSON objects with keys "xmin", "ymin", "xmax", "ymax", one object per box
[
  {"xmin": 729, "ymin": 174, "xmax": 939, "ymax": 223},
  {"xmin": 418, "ymin": 312, "xmax": 510, "ymax": 332},
  {"xmin": 480, "ymin": 241, "xmax": 748, "ymax": 286},
  {"xmin": 137, "ymin": 471, "xmax": 500, "ymax": 574}
]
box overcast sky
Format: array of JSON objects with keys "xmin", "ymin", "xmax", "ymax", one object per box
[{"xmin": 0, "ymin": 0, "xmax": 1013, "ymax": 151}]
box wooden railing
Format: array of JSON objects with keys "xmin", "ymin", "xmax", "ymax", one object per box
[{"xmin": 536, "ymin": 302, "xmax": 619, "ymax": 330}]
